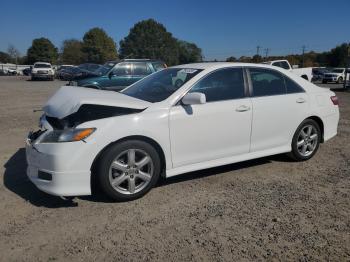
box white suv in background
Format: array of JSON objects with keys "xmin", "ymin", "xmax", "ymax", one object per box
[
  {"xmin": 323, "ymin": 68, "xmax": 349, "ymax": 84},
  {"xmin": 31, "ymin": 62, "xmax": 55, "ymax": 81}
]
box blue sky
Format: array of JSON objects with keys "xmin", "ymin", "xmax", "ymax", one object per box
[{"xmin": 0, "ymin": 0, "xmax": 349, "ymax": 60}]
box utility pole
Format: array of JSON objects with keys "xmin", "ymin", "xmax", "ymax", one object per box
[
  {"xmin": 264, "ymin": 48, "xmax": 269, "ymax": 60},
  {"xmin": 343, "ymin": 44, "xmax": 350, "ymax": 90},
  {"xmin": 256, "ymin": 45, "xmax": 261, "ymax": 56},
  {"xmin": 302, "ymin": 45, "xmax": 306, "ymax": 67}
]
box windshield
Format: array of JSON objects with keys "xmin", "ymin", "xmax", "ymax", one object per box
[
  {"xmin": 121, "ymin": 68, "xmax": 202, "ymax": 103},
  {"xmin": 34, "ymin": 63, "xmax": 51, "ymax": 68},
  {"xmin": 94, "ymin": 62, "xmax": 116, "ymax": 75},
  {"xmin": 332, "ymin": 69, "xmax": 344, "ymax": 73}
]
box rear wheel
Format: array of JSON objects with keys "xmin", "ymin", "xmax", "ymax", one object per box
[
  {"xmin": 288, "ymin": 119, "xmax": 321, "ymax": 161},
  {"xmin": 97, "ymin": 140, "xmax": 161, "ymax": 201}
]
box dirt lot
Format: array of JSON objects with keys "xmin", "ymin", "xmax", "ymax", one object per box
[{"xmin": 0, "ymin": 76, "xmax": 349, "ymax": 261}]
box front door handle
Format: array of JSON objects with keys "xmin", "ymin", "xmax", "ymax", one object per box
[
  {"xmin": 296, "ymin": 98, "xmax": 306, "ymax": 103},
  {"xmin": 236, "ymin": 105, "xmax": 251, "ymax": 112}
]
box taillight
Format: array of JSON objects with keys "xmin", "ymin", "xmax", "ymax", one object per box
[{"xmin": 331, "ymin": 95, "xmax": 339, "ymax": 105}]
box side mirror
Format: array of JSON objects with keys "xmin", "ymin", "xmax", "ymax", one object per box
[{"xmin": 182, "ymin": 92, "xmax": 206, "ymax": 105}]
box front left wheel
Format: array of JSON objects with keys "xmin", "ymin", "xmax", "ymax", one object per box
[{"xmin": 97, "ymin": 140, "xmax": 161, "ymax": 201}]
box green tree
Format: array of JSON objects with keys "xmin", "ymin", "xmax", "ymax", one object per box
[
  {"xmin": 119, "ymin": 19, "xmax": 180, "ymax": 65},
  {"xmin": 0, "ymin": 51, "xmax": 11, "ymax": 63},
  {"xmin": 252, "ymin": 55, "xmax": 262, "ymax": 63},
  {"xmin": 326, "ymin": 43, "xmax": 349, "ymax": 67},
  {"xmin": 226, "ymin": 56, "xmax": 237, "ymax": 62},
  {"xmin": 238, "ymin": 56, "xmax": 252, "ymax": 62},
  {"xmin": 61, "ymin": 39, "xmax": 84, "ymax": 65},
  {"xmin": 27, "ymin": 38, "xmax": 58, "ymax": 64},
  {"xmin": 82, "ymin": 28, "xmax": 118, "ymax": 63},
  {"xmin": 178, "ymin": 40, "xmax": 202, "ymax": 64}
]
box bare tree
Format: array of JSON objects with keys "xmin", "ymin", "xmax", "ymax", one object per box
[{"xmin": 7, "ymin": 44, "xmax": 20, "ymax": 65}]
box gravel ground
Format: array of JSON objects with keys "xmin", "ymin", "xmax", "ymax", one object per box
[{"xmin": 0, "ymin": 76, "xmax": 349, "ymax": 261}]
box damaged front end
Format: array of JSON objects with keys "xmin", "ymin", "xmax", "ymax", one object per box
[
  {"xmin": 28, "ymin": 86, "xmax": 149, "ymax": 144},
  {"xmin": 29, "ymin": 105, "xmax": 144, "ymax": 144},
  {"xmin": 45, "ymin": 104, "xmax": 144, "ymax": 130}
]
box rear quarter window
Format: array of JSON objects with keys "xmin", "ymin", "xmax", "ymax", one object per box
[{"xmin": 284, "ymin": 76, "xmax": 305, "ymax": 93}]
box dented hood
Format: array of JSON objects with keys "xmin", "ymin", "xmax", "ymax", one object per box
[{"xmin": 43, "ymin": 86, "xmax": 151, "ymax": 119}]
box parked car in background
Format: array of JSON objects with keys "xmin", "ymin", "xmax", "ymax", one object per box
[
  {"xmin": 77, "ymin": 63, "xmax": 101, "ymax": 72},
  {"xmin": 31, "ymin": 62, "xmax": 55, "ymax": 81},
  {"xmin": 312, "ymin": 67, "xmax": 329, "ymax": 82},
  {"xmin": 22, "ymin": 67, "xmax": 33, "ymax": 76},
  {"xmin": 69, "ymin": 59, "xmax": 167, "ymax": 91},
  {"xmin": 58, "ymin": 65, "xmax": 103, "ymax": 81},
  {"xmin": 26, "ymin": 62, "xmax": 339, "ymax": 201},
  {"xmin": 322, "ymin": 68, "xmax": 349, "ymax": 84},
  {"xmin": 7, "ymin": 68, "xmax": 19, "ymax": 75},
  {"xmin": 263, "ymin": 60, "xmax": 313, "ymax": 82},
  {"xmin": 56, "ymin": 65, "xmax": 75, "ymax": 79}
]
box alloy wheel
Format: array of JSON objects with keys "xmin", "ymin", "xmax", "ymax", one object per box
[
  {"xmin": 108, "ymin": 149, "xmax": 154, "ymax": 195},
  {"xmin": 296, "ymin": 125, "xmax": 318, "ymax": 157}
]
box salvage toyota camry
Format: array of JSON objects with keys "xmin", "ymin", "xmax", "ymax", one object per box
[{"xmin": 26, "ymin": 63, "xmax": 339, "ymax": 201}]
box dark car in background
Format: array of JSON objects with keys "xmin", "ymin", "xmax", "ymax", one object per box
[
  {"xmin": 22, "ymin": 67, "xmax": 32, "ymax": 76},
  {"xmin": 57, "ymin": 64, "xmax": 102, "ymax": 81},
  {"xmin": 69, "ymin": 59, "xmax": 167, "ymax": 91},
  {"xmin": 56, "ymin": 65, "xmax": 75, "ymax": 79},
  {"xmin": 312, "ymin": 68, "xmax": 329, "ymax": 82},
  {"xmin": 77, "ymin": 63, "xmax": 101, "ymax": 72}
]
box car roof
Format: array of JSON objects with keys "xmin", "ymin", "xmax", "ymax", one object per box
[
  {"xmin": 106, "ymin": 59, "xmax": 164, "ymax": 63},
  {"xmin": 171, "ymin": 62, "xmax": 279, "ymax": 70},
  {"xmin": 34, "ymin": 62, "xmax": 51, "ymax": 64}
]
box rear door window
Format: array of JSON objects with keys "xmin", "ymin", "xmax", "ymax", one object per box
[
  {"xmin": 249, "ymin": 68, "xmax": 286, "ymax": 97},
  {"xmin": 113, "ymin": 63, "xmax": 132, "ymax": 76},
  {"xmin": 133, "ymin": 62, "xmax": 152, "ymax": 75},
  {"xmin": 284, "ymin": 76, "xmax": 305, "ymax": 93}
]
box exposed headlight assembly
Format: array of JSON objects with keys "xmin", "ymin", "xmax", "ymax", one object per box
[{"xmin": 40, "ymin": 128, "xmax": 96, "ymax": 143}]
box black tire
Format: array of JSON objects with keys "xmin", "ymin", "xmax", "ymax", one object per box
[
  {"xmin": 288, "ymin": 119, "xmax": 321, "ymax": 161},
  {"xmin": 31, "ymin": 76, "xmax": 36, "ymax": 81},
  {"xmin": 322, "ymin": 80, "xmax": 327, "ymax": 84},
  {"xmin": 337, "ymin": 77, "xmax": 343, "ymax": 84},
  {"xmin": 97, "ymin": 140, "xmax": 161, "ymax": 201}
]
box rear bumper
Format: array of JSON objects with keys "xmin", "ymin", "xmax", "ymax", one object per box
[
  {"xmin": 323, "ymin": 112, "xmax": 339, "ymax": 142},
  {"xmin": 25, "ymin": 136, "xmax": 92, "ymax": 196}
]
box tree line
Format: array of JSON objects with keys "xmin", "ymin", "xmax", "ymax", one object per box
[
  {"xmin": 0, "ymin": 19, "xmax": 202, "ymax": 66},
  {"xmin": 0, "ymin": 18, "xmax": 348, "ymax": 68},
  {"xmin": 226, "ymin": 43, "xmax": 350, "ymax": 68}
]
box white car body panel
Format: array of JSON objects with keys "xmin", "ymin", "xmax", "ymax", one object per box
[
  {"xmin": 26, "ymin": 62, "xmax": 339, "ymax": 196},
  {"xmin": 169, "ymin": 98, "xmax": 252, "ymax": 167},
  {"xmin": 44, "ymin": 86, "xmax": 151, "ymax": 118}
]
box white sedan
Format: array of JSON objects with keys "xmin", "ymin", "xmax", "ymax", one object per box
[{"xmin": 26, "ymin": 63, "xmax": 339, "ymax": 201}]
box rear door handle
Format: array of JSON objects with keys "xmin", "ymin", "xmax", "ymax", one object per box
[
  {"xmin": 236, "ymin": 105, "xmax": 250, "ymax": 112},
  {"xmin": 296, "ymin": 98, "xmax": 306, "ymax": 103}
]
